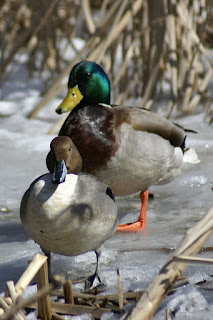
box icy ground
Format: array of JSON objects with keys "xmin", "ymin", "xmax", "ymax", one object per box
[{"xmin": 0, "ymin": 60, "xmax": 213, "ymax": 319}]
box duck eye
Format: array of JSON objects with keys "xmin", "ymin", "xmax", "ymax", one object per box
[{"xmin": 87, "ymin": 72, "xmax": 91, "ymax": 78}]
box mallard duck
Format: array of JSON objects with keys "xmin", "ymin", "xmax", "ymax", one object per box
[
  {"xmin": 55, "ymin": 61, "xmax": 187, "ymax": 232},
  {"xmin": 20, "ymin": 136, "xmax": 117, "ymax": 285}
]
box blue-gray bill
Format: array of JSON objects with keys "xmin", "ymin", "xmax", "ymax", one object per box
[{"xmin": 52, "ymin": 159, "xmax": 68, "ymax": 184}]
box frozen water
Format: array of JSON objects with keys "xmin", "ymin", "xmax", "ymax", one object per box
[
  {"xmin": 0, "ymin": 60, "xmax": 213, "ymax": 319},
  {"xmin": 169, "ymin": 286, "xmax": 209, "ymax": 314},
  {"xmin": 155, "ymin": 285, "xmax": 213, "ymax": 320}
]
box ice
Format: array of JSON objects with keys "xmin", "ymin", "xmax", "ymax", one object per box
[
  {"xmin": 25, "ymin": 311, "xmax": 38, "ymax": 320},
  {"xmin": 64, "ymin": 314, "xmax": 92, "ymax": 320},
  {"xmin": 21, "ymin": 285, "xmax": 37, "ymax": 299},
  {"xmin": 0, "ymin": 60, "xmax": 213, "ymax": 319},
  {"xmin": 0, "ymin": 100, "xmax": 18, "ymax": 116},
  {"xmin": 101, "ymin": 312, "xmax": 120, "ymax": 320},
  {"xmin": 166, "ymin": 286, "xmax": 211, "ymax": 319},
  {"xmin": 170, "ymin": 286, "xmax": 208, "ymax": 312},
  {"xmin": 154, "ymin": 283, "xmax": 213, "ymax": 320},
  {"xmin": 188, "ymin": 271, "xmax": 211, "ymax": 285}
]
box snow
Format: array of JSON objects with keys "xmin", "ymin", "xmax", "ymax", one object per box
[{"xmin": 0, "ymin": 56, "xmax": 213, "ymax": 319}]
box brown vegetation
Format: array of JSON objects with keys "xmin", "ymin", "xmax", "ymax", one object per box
[{"xmin": 0, "ymin": 0, "xmax": 213, "ymax": 121}]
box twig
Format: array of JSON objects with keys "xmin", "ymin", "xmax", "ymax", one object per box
[
  {"xmin": 63, "ymin": 280, "xmax": 74, "ymax": 305},
  {"xmin": 6, "ymin": 281, "xmax": 18, "ymax": 303},
  {"xmin": 0, "ymin": 297, "xmax": 10, "ymax": 312},
  {"xmin": 46, "ymin": 0, "xmax": 143, "ymax": 133},
  {"xmin": 36, "ymin": 261, "xmax": 52, "ymax": 320},
  {"xmin": 51, "ymin": 289, "xmax": 143, "ymax": 302},
  {"xmin": 1, "ymin": 282, "xmax": 55, "ymax": 320},
  {"xmin": 26, "ymin": 0, "xmax": 124, "ymax": 120},
  {"xmin": 141, "ymin": 0, "xmax": 166, "ymax": 107},
  {"xmin": 112, "ymin": 41, "xmax": 136, "ymax": 88},
  {"xmin": 187, "ymin": 67, "xmax": 213, "ymax": 111},
  {"xmin": 5, "ymin": 281, "xmax": 25, "ymax": 320},
  {"xmin": 0, "ymin": 0, "xmax": 58, "ymax": 81},
  {"xmin": 166, "ymin": 308, "xmax": 170, "ymax": 320},
  {"xmin": 98, "ymin": 0, "xmax": 142, "ymax": 63},
  {"xmin": 167, "ymin": 0, "xmax": 178, "ymax": 102},
  {"xmin": 176, "ymin": 2, "xmax": 211, "ymax": 64},
  {"xmin": 181, "ymin": 53, "xmax": 198, "ymax": 112},
  {"xmin": 173, "ymin": 255, "xmax": 213, "ymax": 264},
  {"xmin": 117, "ymin": 268, "xmax": 124, "ymax": 310},
  {"xmin": 98, "ymin": 0, "xmax": 111, "ymax": 26},
  {"xmin": 27, "ymin": 301, "xmax": 112, "ymax": 319},
  {"xmin": 81, "ymin": 0, "xmax": 96, "ymax": 34},
  {"xmin": 14, "ymin": 253, "xmax": 47, "ymax": 296}
]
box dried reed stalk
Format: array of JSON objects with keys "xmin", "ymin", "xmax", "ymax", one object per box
[
  {"xmin": 1, "ymin": 282, "xmax": 55, "ymax": 320},
  {"xmin": 63, "ymin": 280, "xmax": 74, "ymax": 305},
  {"xmin": 81, "ymin": 0, "xmax": 96, "ymax": 34},
  {"xmin": 36, "ymin": 261, "xmax": 52, "ymax": 320},
  {"xmin": 1, "ymin": 1, "xmax": 212, "ymax": 121},
  {"xmin": 117, "ymin": 268, "xmax": 124, "ymax": 310},
  {"xmin": 26, "ymin": 0, "xmax": 124, "ymax": 120},
  {"xmin": 0, "ymin": 296, "xmax": 23, "ymax": 320},
  {"xmin": 181, "ymin": 53, "xmax": 199, "ymax": 112},
  {"xmin": 40, "ymin": 0, "xmax": 144, "ymax": 133},
  {"xmin": 167, "ymin": 0, "xmax": 178, "ymax": 105},
  {"xmin": 5, "ymin": 281, "xmax": 25, "ymax": 320},
  {"xmin": 0, "ymin": 0, "xmax": 58, "ymax": 79},
  {"xmin": 51, "ymin": 288, "xmax": 143, "ymax": 302},
  {"xmin": 141, "ymin": 0, "xmax": 166, "ymax": 108},
  {"xmin": 27, "ymin": 301, "xmax": 112, "ymax": 319},
  {"xmin": 14, "ymin": 253, "xmax": 47, "ymax": 296},
  {"xmin": 1, "ymin": 254, "xmax": 48, "ymax": 320},
  {"xmin": 125, "ymin": 206, "xmax": 213, "ymax": 320},
  {"xmin": 187, "ymin": 67, "xmax": 213, "ymax": 111},
  {"xmin": 1, "ymin": 267, "xmax": 63, "ymax": 320}
]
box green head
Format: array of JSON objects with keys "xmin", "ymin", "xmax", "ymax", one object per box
[{"xmin": 56, "ymin": 61, "xmax": 111, "ymax": 114}]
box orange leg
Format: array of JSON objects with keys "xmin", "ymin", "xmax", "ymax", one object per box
[{"xmin": 117, "ymin": 190, "xmax": 148, "ymax": 232}]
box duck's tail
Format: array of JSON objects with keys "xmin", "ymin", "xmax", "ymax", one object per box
[
  {"xmin": 174, "ymin": 124, "xmax": 199, "ymax": 164},
  {"xmin": 183, "ymin": 147, "xmax": 200, "ymax": 164}
]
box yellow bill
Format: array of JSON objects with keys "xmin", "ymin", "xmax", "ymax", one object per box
[{"xmin": 56, "ymin": 85, "xmax": 83, "ymax": 114}]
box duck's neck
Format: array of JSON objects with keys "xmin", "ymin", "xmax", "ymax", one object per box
[{"xmin": 78, "ymin": 93, "xmax": 110, "ymax": 110}]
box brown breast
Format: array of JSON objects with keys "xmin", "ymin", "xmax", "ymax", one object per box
[{"xmin": 58, "ymin": 104, "xmax": 119, "ymax": 174}]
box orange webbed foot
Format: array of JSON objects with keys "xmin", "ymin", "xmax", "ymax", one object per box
[
  {"xmin": 117, "ymin": 221, "xmax": 145, "ymax": 232},
  {"xmin": 116, "ymin": 190, "xmax": 149, "ymax": 233}
]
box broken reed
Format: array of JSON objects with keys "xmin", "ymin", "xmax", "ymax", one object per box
[
  {"xmin": 0, "ymin": 0, "xmax": 212, "ymax": 121},
  {"xmin": 0, "ymin": 206, "xmax": 213, "ymax": 319},
  {"xmin": 0, "ymin": 253, "xmax": 142, "ymax": 320}
]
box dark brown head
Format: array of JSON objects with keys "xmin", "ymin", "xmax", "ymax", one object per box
[{"xmin": 46, "ymin": 136, "xmax": 82, "ymax": 183}]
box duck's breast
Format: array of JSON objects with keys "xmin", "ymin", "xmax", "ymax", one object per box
[{"xmin": 21, "ymin": 173, "xmax": 117, "ymax": 256}]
